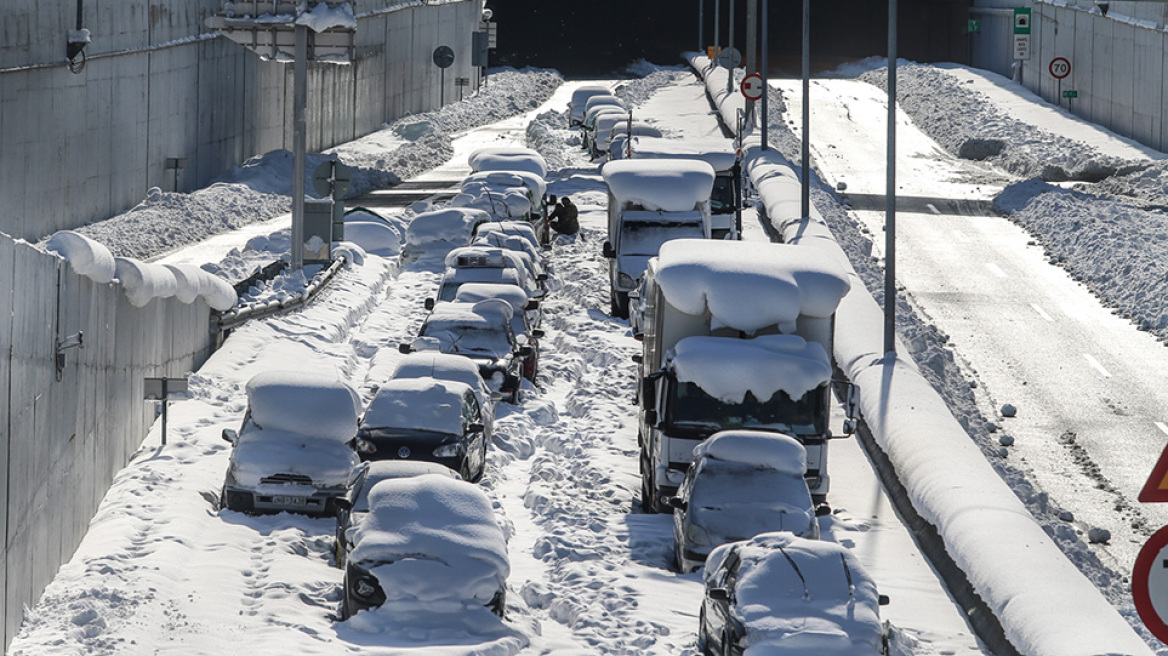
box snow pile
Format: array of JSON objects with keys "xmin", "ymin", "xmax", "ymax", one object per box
[
  {"xmin": 230, "ymin": 427, "xmax": 361, "ymax": 488},
  {"xmin": 859, "ymin": 61, "xmax": 1138, "ymax": 182},
  {"xmin": 689, "ymin": 55, "xmax": 749, "ymax": 138},
  {"xmin": 704, "ymin": 532, "xmax": 885, "ymax": 655},
  {"xmin": 246, "ymin": 369, "xmax": 361, "ymax": 441},
  {"xmin": 114, "ymin": 257, "xmax": 178, "ymax": 308},
  {"xmin": 360, "ymin": 378, "xmax": 470, "ymax": 436},
  {"xmin": 468, "ymin": 147, "xmax": 548, "ymax": 178},
  {"xmin": 612, "ymin": 65, "xmax": 691, "ymax": 109},
  {"xmin": 295, "ymin": 1, "xmax": 356, "ymax": 32},
  {"xmin": 602, "ymin": 159, "xmax": 715, "ymax": 211},
  {"xmin": 347, "ymin": 475, "xmax": 509, "ymax": 611},
  {"xmin": 43, "ymin": 230, "xmax": 116, "ymax": 283},
  {"xmin": 697, "ymin": 430, "xmax": 808, "ymax": 476},
  {"xmin": 654, "ymin": 239, "xmax": 851, "ymax": 331},
  {"xmin": 671, "ymin": 335, "xmax": 831, "ymax": 403}
]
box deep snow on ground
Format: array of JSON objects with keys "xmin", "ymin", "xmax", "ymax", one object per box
[{"xmin": 15, "ymin": 57, "xmax": 1168, "ymax": 654}]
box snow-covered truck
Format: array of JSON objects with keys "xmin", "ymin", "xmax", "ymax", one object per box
[
  {"xmin": 600, "ymin": 159, "xmax": 715, "ymax": 319},
  {"xmin": 613, "ymin": 136, "xmax": 742, "ymax": 240},
  {"xmin": 635, "ymin": 239, "xmax": 852, "ymax": 511}
]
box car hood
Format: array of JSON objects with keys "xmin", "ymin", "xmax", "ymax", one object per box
[{"xmin": 229, "ymin": 429, "xmax": 360, "ymax": 488}]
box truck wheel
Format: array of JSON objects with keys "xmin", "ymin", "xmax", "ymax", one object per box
[
  {"xmin": 640, "ymin": 456, "xmax": 659, "ymax": 513},
  {"xmin": 610, "ymin": 290, "xmax": 629, "ymax": 319}
]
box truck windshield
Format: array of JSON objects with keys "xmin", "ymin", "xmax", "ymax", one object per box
[
  {"xmin": 666, "ymin": 380, "xmax": 824, "ymax": 437},
  {"xmin": 710, "ymin": 175, "xmax": 735, "ymax": 214},
  {"xmin": 620, "ymin": 221, "xmax": 706, "ymax": 255}
]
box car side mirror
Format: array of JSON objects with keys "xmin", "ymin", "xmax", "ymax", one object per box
[
  {"xmin": 631, "ymin": 354, "xmax": 643, "ymax": 364},
  {"xmin": 467, "ymin": 422, "xmax": 485, "ymax": 434},
  {"xmin": 536, "ymin": 273, "xmax": 548, "ymax": 282},
  {"xmin": 666, "ymin": 496, "xmax": 687, "ymax": 510},
  {"xmin": 517, "ymin": 346, "xmax": 533, "ymax": 358},
  {"xmin": 221, "ymin": 428, "xmax": 238, "ymax": 445},
  {"xmin": 531, "ymin": 329, "xmax": 546, "ymax": 339},
  {"xmin": 842, "ymin": 418, "xmax": 857, "ymax": 436},
  {"xmin": 333, "ymin": 497, "xmax": 352, "ymax": 513},
  {"xmin": 707, "ymin": 587, "xmax": 731, "ymax": 602},
  {"xmin": 602, "ymin": 241, "xmax": 615, "ymax": 258},
  {"xmin": 878, "ymin": 594, "xmax": 890, "ymax": 606},
  {"xmin": 644, "ymin": 409, "xmax": 659, "ymax": 426},
  {"xmin": 398, "ymin": 343, "xmax": 412, "ymax": 354},
  {"xmin": 525, "ymin": 299, "xmax": 541, "ymax": 311},
  {"xmin": 424, "ymin": 298, "xmax": 435, "ymax": 311},
  {"xmin": 815, "ymin": 504, "xmax": 833, "ymax": 517}
]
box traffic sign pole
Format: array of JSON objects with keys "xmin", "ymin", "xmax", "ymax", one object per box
[{"xmin": 1134, "ymin": 525, "xmax": 1168, "ymax": 643}]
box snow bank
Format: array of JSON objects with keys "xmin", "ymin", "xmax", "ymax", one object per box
[
  {"xmin": 468, "ymin": 147, "xmax": 549, "ymax": 179},
  {"xmin": 43, "ymin": 231, "xmax": 116, "ymax": 283},
  {"xmin": 704, "ymin": 532, "xmax": 884, "ymax": 655},
  {"xmin": 654, "ymin": 239, "xmax": 851, "ymax": 332},
  {"xmin": 341, "ymin": 218, "xmax": 401, "ymax": 257},
  {"xmin": 295, "ymin": 1, "xmax": 356, "ymax": 32},
  {"xmin": 245, "ymin": 370, "xmax": 361, "ymax": 441},
  {"xmin": 114, "ymin": 257, "xmax": 178, "ymax": 308},
  {"xmin": 747, "ymin": 149, "xmax": 1156, "ymax": 655},
  {"xmin": 348, "ymin": 475, "xmax": 509, "ymax": 609},
  {"xmin": 230, "ymin": 427, "xmax": 360, "ymax": 488},
  {"xmin": 671, "ymin": 336, "xmax": 831, "ymax": 403},
  {"xmin": 602, "ymin": 159, "xmax": 716, "ymax": 211},
  {"xmin": 360, "ymin": 378, "xmax": 470, "ymax": 436},
  {"xmin": 696, "ymin": 430, "xmax": 808, "ymax": 475}
]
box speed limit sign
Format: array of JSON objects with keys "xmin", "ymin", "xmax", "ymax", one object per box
[{"xmin": 1049, "ymin": 57, "xmax": 1071, "ymax": 80}]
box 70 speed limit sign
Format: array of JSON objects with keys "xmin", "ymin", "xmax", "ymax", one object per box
[{"xmin": 1049, "ymin": 57, "xmax": 1071, "ymax": 79}]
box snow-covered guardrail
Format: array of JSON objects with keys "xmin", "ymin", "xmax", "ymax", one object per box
[
  {"xmin": 687, "ymin": 53, "xmax": 750, "ymax": 138},
  {"xmin": 744, "ymin": 148, "xmax": 1154, "ymax": 656},
  {"xmin": 215, "ymin": 255, "xmax": 349, "ymax": 332}
]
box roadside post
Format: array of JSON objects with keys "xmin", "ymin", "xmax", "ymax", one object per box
[
  {"xmin": 1049, "ymin": 56, "xmax": 1071, "ymax": 106},
  {"xmin": 1013, "ymin": 7, "xmax": 1032, "ymax": 83},
  {"xmin": 1134, "ymin": 441, "xmax": 1168, "ymax": 643},
  {"xmin": 433, "ymin": 45, "xmax": 455, "ymax": 106},
  {"xmin": 145, "ymin": 377, "xmax": 189, "ymax": 446}
]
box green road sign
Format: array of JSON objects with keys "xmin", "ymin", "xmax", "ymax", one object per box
[
  {"xmin": 1062, "ymin": 90, "xmax": 1078, "ymax": 99},
  {"xmin": 1014, "ymin": 7, "xmax": 1032, "ymax": 35},
  {"xmin": 968, "ymin": 19, "xmax": 981, "ymax": 34}
]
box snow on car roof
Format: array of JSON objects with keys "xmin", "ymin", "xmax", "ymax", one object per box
[
  {"xmin": 390, "ymin": 353, "xmax": 490, "ymax": 398},
  {"xmin": 602, "ymin": 159, "xmax": 716, "ymax": 211},
  {"xmin": 461, "ymin": 170, "xmax": 547, "ymax": 200},
  {"xmin": 360, "ymin": 378, "xmax": 471, "ymax": 436},
  {"xmin": 624, "ymin": 136, "xmax": 739, "ymax": 171},
  {"xmin": 404, "ymin": 208, "xmax": 490, "ymax": 246},
  {"xmin": 584, "ymin": 94, "xmax": 624, "ymax": 114},
  {"xmin": 444, "ymin": 245, "xmax": 519, "ymax": 270},
  {"xmin": 425, "ymin": 299, "xmax": 514, "ymax": 327},
  {"xmin": 245, "ymin": 370, "xmax": 361, "ymax": 442},
  {"xmin": 349, "ymin": 475, "xmax": 509, "ymax": 607},
  {"xmin": 670, "ymin": 335, "xmax": 831, "ymax": 403},
  {"xmin": 231, "ymin": 427, "xmax": 360, "ymax": 489},
  {"xmin": 474, "ymin": 221, "xmax": 540, "ymax": 249},
  {"xmin": 695, "ymin": 430, "xmax": 808, "ymax": 475},
  {"xmin": 467, "ymin": 147, "xmax": 548, "ymax": 179},
  {"xmin": 453, "ymin": 283, "xmax": 529, "ymax": 315},
  {"xmin": 704, "ymin": 532, "xmax": 884, "ymax": 655},
  {"xmin": 654, "ymin": 239, "xmax": 851, "ymax": 332}
]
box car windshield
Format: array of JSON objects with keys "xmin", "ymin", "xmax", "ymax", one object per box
[
  {"xmin": 420, "ymin": 322, "xmax": 513, "ymax": 358},
  {"xmin": 710, "ymin": 175, "xmax": 735, "ymax": 214},
  {"xmin": 666, "ymin": 382, "xmax": 824, "ymax": 437},
  {"xmin": 619, "ymin": 222, "xmax": 706, "ymax": 256}
]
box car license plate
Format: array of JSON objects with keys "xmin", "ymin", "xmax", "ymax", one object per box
[{"xmin": 273, "ymin": 495, "xmax": 307, "ymax": 506}]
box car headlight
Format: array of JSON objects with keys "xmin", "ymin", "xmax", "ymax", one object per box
[
  {"xmin": 618, "ymin": 272, "xmax": 635, "ymax": 288},
  {"xmin": 433, "ymin": 442, "xmax": 464, "ymax": 458}
]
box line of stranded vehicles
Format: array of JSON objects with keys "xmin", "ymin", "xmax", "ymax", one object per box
[{"xmin": 215, "ymin": 86, "xmax": 892, "ymax": 653}]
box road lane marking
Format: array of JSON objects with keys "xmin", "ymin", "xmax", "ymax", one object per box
[
  {"xmin": 1083, "ymin": 353, "xmax": 1112, "ymax": 378},
  {"xmin": 952, "ymin": 230, "xmax": 971, "ymax": 243},
  {"xmin": 1030, "ymin": 303, "xmax": 1053, "ymax": 322},
  {"xmin": 1156, "ymin": 422, "xmax": 1168, "ymax": 437},
  {"xmin": 986, "ymin": 263, "xmax": 1008, "ymax": 278},
  {"xmin": 926, "ymin": 203, "xmax": 940, "ymax": 214}
]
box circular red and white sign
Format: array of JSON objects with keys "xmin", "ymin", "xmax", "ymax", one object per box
[
  {"xmin": 740, "ymin": 73, "xmax": 764, "ymax": 101},
  {"xmin": 1049, "ymin": 57, "xmax": 1071, "ymax": 80},
  {"xmin": 1133, "ymin": 525, "xmax": 1168, "ymax": 643}
]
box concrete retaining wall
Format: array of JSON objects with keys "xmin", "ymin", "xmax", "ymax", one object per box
[
  {"xmin": 0, "ymin": 238, "xmax": 217, "ymax": 650},
  {"xmin": 0, "ymin": 0, "xmax": 484, "ymax": 242}
]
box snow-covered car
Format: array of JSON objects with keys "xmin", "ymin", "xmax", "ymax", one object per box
[
  {"xmin": 453, "ymin": 283, "xmax": 543, "ymax": 380},
  {"xmin": 468, "ymin": 146, "xmax": 548, "ymax": 179},
  {"xmin": 341, "ymin": 474, "xmax": 509, "ymax": 620},
  {"xmin": 472, "ymin": 230, "xmax": 547, "ymax": 278},
  {"xmin": 591, "ymin": 112, "xmax": 632, "ymax": 158},
  {"xmin": 669, "ymin": 431, "xmax": 819, "ymax": 573},
  {"xmin": 583, "ymin": 105, "xmax": 628, "ymax": 151},
  {"xmin": 568, "ymin": 85, "xmax": 612, "ymax": 125},
  {"xmin": 389, "ymin": 351, "xmax": 499, "ymax": 421},
  {"xmin": 473, "ymin": 220, "xmax": 544, "ymax": 256},
  {"xmin": 430, "ymin": 246, "xmax": 544, "ymax": 303},
  {"xmin": 356, "ymin": 378, "xmax": 490, "ymax": 482},
  {"xmin": 220, "ymin": 370, "xmax": 364, "ymax": 516},
  {"xmin": 400, "ymin": 208, "xmax": 491, "ymax": 266},
  {"xmin": 699, "ymin": 532, "xmax": 889, "ymax": 655},
  {"xmin": 402, "ymin": 300, "xmax": 528, "ymax": 403},
  {"xmin": 334, "ymin": 460, "xmax": 462, "ymax": 567}
]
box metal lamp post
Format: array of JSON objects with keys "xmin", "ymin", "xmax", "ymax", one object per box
[{"xmin": 885, "ymin": 0, "xmax": 898, "ymax": 355}]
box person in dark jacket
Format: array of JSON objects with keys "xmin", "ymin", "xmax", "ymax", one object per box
[{"xmin": 548, "ymin": 196, "xmax": 579, "ymax": 236}]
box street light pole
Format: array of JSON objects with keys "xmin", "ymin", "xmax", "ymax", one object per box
[
  {"xmin": 727, "ymin": 0, "xmax": 736, "ymax": 94},
  {"xmin": 699, "ymin": 0, "xmax": 704, "ymax": 52},
  {"xmin": 884, "ymin": 0, "xmax": 898, "ymax": 355},
  {"xmin": 714, "ymin": 0, "xmax": 721, "ymax": 60},
  {"xmin": 801, "ymin": 0, "xmax": 810, "ymax": 219},
  {"xmin": 761, "ymin": 0, "xmax": 768, "ymax": 149},
  {"xmin": 291, "ymin": 23, "xmax": 308, "ymax": 272}
]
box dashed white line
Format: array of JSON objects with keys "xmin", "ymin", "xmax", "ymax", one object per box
[
  {"xmin": 926, "ymin": 203, "xmax": 940, "ymax": 215},
  {"xmin": 1030, "ymin": 303, "xmax": 1053, "ymax": 322},
  {"xmin": 1156, "ymin": 422, "xmax": 1168, "ymax": 437},
  {"xmin": 985, "ymin": 263, "xmax": 1008, "ymax": 278},
  {"xmin": 1083, "ymin": 353, "xmax": 1112, "ymax": 378}
]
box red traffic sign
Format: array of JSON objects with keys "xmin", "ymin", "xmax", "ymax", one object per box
[
  {"xmin": 1133, "ymin": 525, "xmax": 1168, "ymax": 643},
  {"xmin": 1139, "ymin": 440, "xmax": 1168, "ymax": 502},
  {"xmin": 1049, "ymin": 57, "xmax": 1071, "ymax": 80},
  {"xmin": 740, "ymin": 73, "xmax": 764, "ymax": 101}
]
